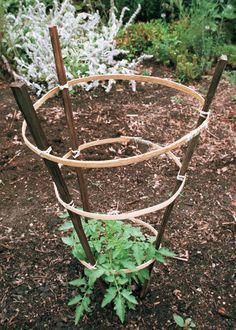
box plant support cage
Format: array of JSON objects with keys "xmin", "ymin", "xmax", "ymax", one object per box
[{"xmin": 11, "ymin": 25, "xmax": 227, "ymax": 298}]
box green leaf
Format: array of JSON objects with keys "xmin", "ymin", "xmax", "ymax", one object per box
[
  {"xmin": 75, "ymin": 304, "xmax": 85, "ymax": 324},
  {"xmin": 132, "ymin": 244, "xmax": 144, "ymax": 264},
  {"xmin": 121, "ymin": 260, "xmax": 136, "ymax": 270},
  {"xmin": 148, "ymin": 236, "xmax": 156, "ymax": 243},
  {"xmin": 146, "ymin": 244, "xmax": 156, "ymax": 259},
  {"xmin": 112, "ymin": 248, "xmax": 121, "ymax": 259},
  {"xmin": 190, "ymin": 321, "xmax": 196, "ymax": 328},
  {"xmin": 58, "ymin": 211, "xmax": 69, "ymax": 219},
  {"xmin": 117, "ymin": 276, "xmax": 129, "ymax": 285},
  {"xmin": 61, "ymin": 236, "xmax": 74, "ymax": 246},
  {"xmin": 97, "ymin": 255, "xmax": 106, "ymax": 265},
  {"xmin": 59, "ymin": 221, "xmax": 73, "ymax": 231},
  {"xmin": 130, "ymin": 227, "xmax": 144, "ymax": 238},
  {"xmin": 83, "ymin": 297, "xmax": 91, "ymax": 312},
  {"xmin": 72, "ymin": 246, "xmax": 85, "ymax": 260},
  {"xmin": 68, "ymin": 295, "xmax": 82, "ymax": 305},
  {"xmin": 138, "ymin": 268, "xmax": 150, "ymax": 281},
  {"xmin": 158, "ymin": 247, "xmax": 176, "ymax": 257},
  {"xmin": 121, "ymin": 289, "xmax": 138, "ymax": 305},
  {"xmin": 114, "ymin": 295, "xmax": 125, "ymax": 323},
  {"xmin": 69, "ymin": 278, "xmax": 86, "ymax": 287},
  {"xmin": 126, "ymin": 300, "xmax": 137, "ymax": 310},
  {"xmin": 93, "ymin": 240, "xmax": 101, "ymax": 253},
  {"xmin": 155, "ymin": 253, "xmax": 166, "ymax": 263},
  {"xmin": 88, "ymin": 268, "xmax": 105, "ymax": 286},
  {"xmin": 104, "ymin": 274, "xmax": 116, "ymax": 283},
  {"xmin": 173, "ymin": 314, "xmax": 185, "ymax": 327},
  {"xmin": 101, "ymin": 287, "xmax": 117, "ymax": 307}
]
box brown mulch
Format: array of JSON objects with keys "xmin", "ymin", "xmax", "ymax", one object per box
[{"xmin": 0, "ymin": 64, "xmax": 235, "ymax": 329}]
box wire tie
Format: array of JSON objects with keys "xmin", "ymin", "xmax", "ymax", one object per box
[
  {"xmin": 91, "ymin": 263, "xmax": 97, "ymax": 270},
  {"xmin": 68, "ymin": 200, "xmax": 75, "ymax": 207},
  {"xmin": 39, "ymin": 146, "xmax": 52, "ymax": 156},
  {"xmin": 72, "ymin": 149, "xmax": 80, "ymax": 159},
  {"xmin": 177, "ymin": 171, "xmax": 186, "ymax": 181},
  {"xmin": 58, "ymin": 82, "xmax": 69, "ymax": 90},
  {"xmin": 199, "ymin": 110, "xmax": 210, "ymax": 118}
]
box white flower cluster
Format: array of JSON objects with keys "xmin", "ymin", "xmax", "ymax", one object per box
[{"xmin": 3, "ymin": 0, "xmax": 148, "ymax": 95}]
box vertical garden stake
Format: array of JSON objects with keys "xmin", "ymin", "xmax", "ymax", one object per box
[
  {"xmin": 49, "ymin": 25, "xmax": 90, "ymax": 212},
  {"xmin": 11, "ymin": 82, "xmax": 106, "ymax": 293},
  {"xmin": 140, "ymin": 55, "xmax": 227, "ymax": 298}
]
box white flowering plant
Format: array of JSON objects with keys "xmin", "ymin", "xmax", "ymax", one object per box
[{"xmin": 2, "ymin": 0, "xmax": 150, "ymax": 95}]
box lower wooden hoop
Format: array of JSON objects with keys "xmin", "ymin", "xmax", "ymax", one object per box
[{"xmin": 79, "ymin": 217, "xmax": 157, "ymax": 274}]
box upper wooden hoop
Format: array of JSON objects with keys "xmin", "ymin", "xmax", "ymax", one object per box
[{"xmin": 22, "ymin": 74, "xmax": 207, "ymax": 169}]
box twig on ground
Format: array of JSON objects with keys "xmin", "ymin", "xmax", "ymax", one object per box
[{"xmin": 3, "ymin": 150, "xmax": 21, "ymax": 167}]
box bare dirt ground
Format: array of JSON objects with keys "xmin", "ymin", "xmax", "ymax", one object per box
[{"xmin": 0, "ymin": 65, "xmax": 235, "ymax": 329}]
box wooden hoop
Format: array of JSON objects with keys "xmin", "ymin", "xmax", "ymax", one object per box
[
  {"xmin": 52, "ymin": 138, "xmax": 185, "ymax": 220},
  {"xmin": 33, "ymin": 74, "xmax": 205, "ymax": 110},
  {"xmin": 22, "ymin": 74, "xmax": 207, "ymax": 169},
  {"xmin": 59, "ymin": 136, "xmax": 182, "ymax": 166},
  {"xmin": 79, "ymin": 217, "xmax": 157, "ymax": 274},
  {"xmin": 53, "ymin": 176, "xmax": 185, "ymax": 220}
]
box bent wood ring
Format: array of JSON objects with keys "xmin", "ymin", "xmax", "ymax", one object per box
[
  {"xmin": 22, "ymin": 74, "xmax": 207, "ymax": 169},
  {"xmin": 79, "ymin": 217, "xmax": 158, "ymax": 274},
  {"xmin": 53, "ymin": 138, "xmax": 186, "ymax": 220}
]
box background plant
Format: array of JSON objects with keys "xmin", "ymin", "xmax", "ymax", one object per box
[
  {"xmin": 58, "ymin": 214, "xmax": 175, "ymax": 324},
  {"xmin": 1, "ymin": 0, "xmax": 235, "ymax": 86},
  {"xmin": 1, "ymin": 0, "xmax": 148, "ymax": 95},
  {"xmin": 2, "ymin": 0, "xmax": 57, "ymax": 13},
  {"xmin": 117, "ymin": 0, "xmax": 236, "ymax": 81},
  {"xmin": 84, "ymin": 0, "xmax": 161, "ymax": 22}
]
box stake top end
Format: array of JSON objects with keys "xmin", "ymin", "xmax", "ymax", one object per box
[
  {"xmin": 11, "ymin": 81, "xmax": 26, "ymax": 89},
  {"xmin": 219, "ymin": 54, "xmax": 228, "ymax": 62}
]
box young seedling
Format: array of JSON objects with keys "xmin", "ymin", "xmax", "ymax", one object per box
[
  {"xmin": 59, "ymin": 213, "xmax": 176, "ymax": 324},
  {"xmin": 173, "ymin": 313, "xmax": 196, "ymax": 329}
]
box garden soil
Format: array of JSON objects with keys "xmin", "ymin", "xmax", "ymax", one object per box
[{"xmin": 0, "ymin": 65, "xmax": 235, "ymax": 329}]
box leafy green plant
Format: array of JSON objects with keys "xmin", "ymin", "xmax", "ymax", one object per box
[
  {"xmin": 117, "ymin": 21, "xmax": 165, "ymax": 60},
  {"xmin": 116, "ymin": 0, "xmax": 235, "ymax": 81},
  {"xmin": 0, "ymin": 1, "xmax": 5, "ymax": 40},
  {"xmin": 173, "ymin": 314, "xmax": 196, "ymax": 329},
  {"xmin": 224, "ymin": 70, "xmax": 236, "ymax": 85},
  {"xmin": 217, "ymin": 44, "xmax": 236, "ymax": 69},
  {"xmin": 86, "ymin": 0, "xmax": 162, "ymax": 22},
  {"xmin": 142, "ymin": 69, "xmax": 151, "ymax": 76},
  {"xmin": 162, "ymin": 0, "xmax": 186, "ymax": 19},
  {"xmin": 59, "ymin": 213, "xmax": 175, "ymax": 324},
  {"xmin": 231, "ymin": 94, "xmax": 236, "ymax": 102}
]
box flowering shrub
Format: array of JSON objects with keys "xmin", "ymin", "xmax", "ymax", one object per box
[{"xmin": 2, "ymin": 0, "xmax": 148, "ymax": 95}]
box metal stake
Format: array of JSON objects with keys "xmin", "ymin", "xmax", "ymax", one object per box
[
  {"xmin": 140, "ymin": 55, "xmax": 227, "ymax": 298},
  {"xmin": 11, "ymin": 82, "xmax": 106, "ymax": 293},
  {"xmin": 49, "ymin": 25, "xmax": 90, "ymax": 212}
]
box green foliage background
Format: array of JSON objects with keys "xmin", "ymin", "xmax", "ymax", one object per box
[{"xmin": 1, "ymin": 0, "xmax": 235, "ymax": 82}]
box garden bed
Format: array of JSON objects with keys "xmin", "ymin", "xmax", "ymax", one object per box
[{"xmin": 0, "ymin": 65, "xmax": 235, "ymax": 329}]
